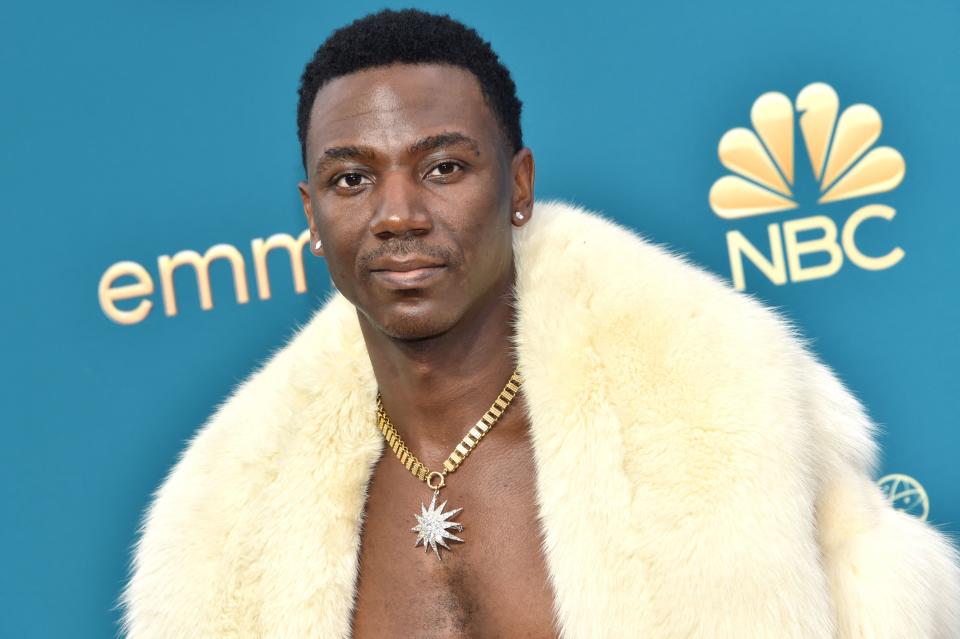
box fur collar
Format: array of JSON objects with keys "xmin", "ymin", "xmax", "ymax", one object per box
[{"xmin": 122, "ymin": 200, "xmax": 960, "ymax": 638}]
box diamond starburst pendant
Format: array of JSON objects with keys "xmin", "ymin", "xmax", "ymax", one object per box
[
  {"xmin": 376, "ymin": 371, "xmax": 523, "ymax": 561},
  {"xmin": 412, "ymin": 490, "xmax": 464, "ymax": 560}
]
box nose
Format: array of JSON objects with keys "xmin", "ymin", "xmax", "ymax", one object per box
[{"xmin": 369, "ymin": 170, "xmax": 433, "ymax": 239}]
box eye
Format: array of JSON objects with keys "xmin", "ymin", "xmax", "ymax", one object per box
[
  {"xmin": 426, "ymin": 161, "xmax": 464, "ymax": 179},
  {"xmin": 333, "ymin": 172, "xmax": 372, "ymax": 189}
]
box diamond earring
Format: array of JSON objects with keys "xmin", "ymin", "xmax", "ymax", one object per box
[
  {"xmin": 314, "ymin": 240, "xmax": 322, "ymax": 250},
  {"xmin": 514, "ymin": 211, "xmax": 524, "ymax": 220}
]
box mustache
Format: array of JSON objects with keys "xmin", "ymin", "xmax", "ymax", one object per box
[{"xmin": 358, "ymin": 238, "xmax": 458, "ymax": 271}]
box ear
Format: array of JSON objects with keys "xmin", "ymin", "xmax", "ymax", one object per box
[
  {"xmin": 509, "ymin": 147, "xmax": 535, "ymax": 227},
  {"xmin": 298, "ymin": 180, "xmax": 324, "ymax": 257}
]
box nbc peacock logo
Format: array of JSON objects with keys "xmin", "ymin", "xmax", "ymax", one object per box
[{"xmin": 709, "ymin": 82, "xmax": 906, "ymax": 291}]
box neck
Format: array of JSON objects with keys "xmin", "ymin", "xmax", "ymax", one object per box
[{"xmin": 357, "ymin": 275, "xmax": 521, "ymax": 457}]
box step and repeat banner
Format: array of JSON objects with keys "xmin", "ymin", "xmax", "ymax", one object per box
[{"xmin": 3, "ymin": 0, "xmax": 957, "ymax": 636}]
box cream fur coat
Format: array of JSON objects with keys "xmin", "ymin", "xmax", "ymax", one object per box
[{"xmin": 120, "ymin": 200, "xmax": 960, "ymax": 638}]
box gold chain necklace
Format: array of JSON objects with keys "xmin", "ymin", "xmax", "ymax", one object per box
[{"xmin": 375, "ymin": 370, "xmax": 523, "ymax": 560}]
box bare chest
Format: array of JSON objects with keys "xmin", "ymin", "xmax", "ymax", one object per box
[{"xmin": 349, "ymin": 431, "xmax": 559, "ymax": 639}]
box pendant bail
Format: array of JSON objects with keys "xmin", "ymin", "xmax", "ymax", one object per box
[{"xmin": 426, "ymin": 471, "xmax": 446, "ymax": 491}]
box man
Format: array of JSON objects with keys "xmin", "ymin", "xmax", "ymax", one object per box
[{"xmin": 120, "ymin": 8, "xmax": 960, "ymax": 638}]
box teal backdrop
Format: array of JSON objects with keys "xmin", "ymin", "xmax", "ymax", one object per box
[{"xmin": 2, "ymin": 0, "xmax": 958, "ymax": 636}]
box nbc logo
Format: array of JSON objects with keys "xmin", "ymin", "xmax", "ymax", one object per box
[{"xmin": 709, "ymin": 82, "xmax": 906, "ymax": 291}]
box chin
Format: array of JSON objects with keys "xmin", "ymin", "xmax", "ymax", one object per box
[
  {"xmin": 353, "ymin": 295, "xmax": 460, "ymax": 342},
  {"xmin": 377, "ymin": 311, "xmax": 457, "ymax": 342}
]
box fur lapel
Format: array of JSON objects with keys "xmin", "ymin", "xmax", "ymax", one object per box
[
  {"xmin": 511, "ymin": 202, "xmax": 835, "ymax": 637},
  {"xmin": 122, "ymin": 200, "xmax": 960, "ymax": 639}
]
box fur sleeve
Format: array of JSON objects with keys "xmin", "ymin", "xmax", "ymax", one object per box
[
  {"xmin": 118, "ymin": 331, "xmax": 305, "ymax": 638},
  {"xmin": 805, "ymin": 355, "xmax": 960, "ymax": 638},
  {"xmin": 118, "ymin": 426, "xmax": 228, "ymax": 639}
]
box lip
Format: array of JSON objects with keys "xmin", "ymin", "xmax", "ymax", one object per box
[
  {"xmin": 370, "ymin": 265, "xmax": 447, "ymax": 288},
  {"xmin": 368, "ymin": 256, "xmax": 445, "ymax": 272}
]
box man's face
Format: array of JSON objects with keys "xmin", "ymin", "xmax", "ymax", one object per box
[{"xmin": 298, "ymin": 63, "xmax": 533, "ymax": 340}]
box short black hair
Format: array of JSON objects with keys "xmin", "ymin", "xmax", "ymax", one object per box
[{"xmin": 296, "ymin": 8, "xmax": 523, "ymax": 172}]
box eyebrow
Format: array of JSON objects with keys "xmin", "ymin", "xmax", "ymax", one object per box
[
  {"xmin": 313, "ymin": 145, "xmax": 374, "ymax": 178},
  {"xmin": 409, "ymin": 132, "xmax": 481, "ymax": 157},
  {"xmin": 313, "ymin": 131, "xmax": 481, "ymax": 178}
]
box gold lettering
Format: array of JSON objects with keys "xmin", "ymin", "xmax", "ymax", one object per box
[
  {"xmin": 251, "ymin": 230, "xmax": 311, "ymax": 300},
  {"xmin": 842, "ymin": 205, "xmax": 905, "ymax": 271},
  {"xmin": 98, "ymin": 261, "xmax": 155, "ymax": 325},
  {"xmin": 783, "ymin": 215, "xmax": 843, "ymax": 283},
  {"xmin": 157, "ymin": 244, "xmax": 250, "ymax": 316},
  {"xmin": 726, "ymin": 225, "xmax": 787, "ymax": 291}
]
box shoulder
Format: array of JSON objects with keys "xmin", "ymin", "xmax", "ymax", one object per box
[
  {"xmin": 514, "ymin": 199, "xmax": 869, "ymax": 487},
  {"xmin": 119, "ymin": 292, "xmax": 363, "ymax": 635},
  {"xmin": 515, "ymin": 200, "xmax": 812, "ymax": 412},
  {"xmin": 141, "ymin": 291, "xmax": 361, "ymax": 523}
]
